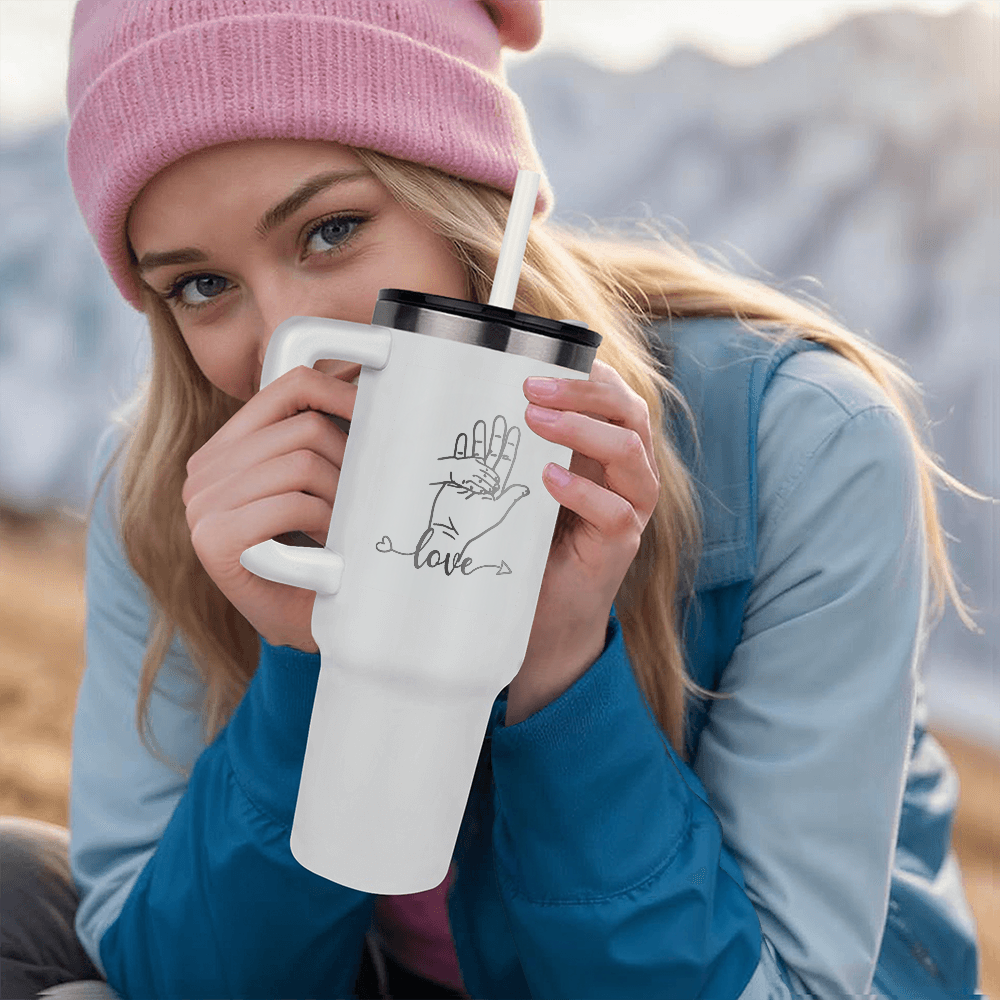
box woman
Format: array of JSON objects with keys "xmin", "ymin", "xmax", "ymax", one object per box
[{"xmin": 0, "ymin": 1, "xmax": 987, "ymax": 998}]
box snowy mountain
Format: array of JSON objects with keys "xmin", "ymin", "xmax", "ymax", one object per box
[{"xmin": 1, "ymin": 4, "xmax": 996, "ymax": 739}]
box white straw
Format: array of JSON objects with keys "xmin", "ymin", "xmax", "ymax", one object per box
[{"xmin": 488, "ymin": 170, "xmax": 540, "ymax": 310}]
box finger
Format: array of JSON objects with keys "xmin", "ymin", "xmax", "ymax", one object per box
[
  {"xmin": 195, "ymin": 491, "xmax": 333, "ymax": 579},
  {"xmin": 523, "ymin": 363, "xmax": 655, "ymax": 469},
  {"xmin": 486, "ymin": 414, "xmax": 506, "ymax": 467},
  {"xmin": 540, "ymin": 462, "xmax": 641, "ymax": 553},
  {"xmin": 195, "ymin": 365, "xmax": 357, "ymax": 465},
  {"xmin": 472, "ymin": 418, "xmax": 487, "ymax": 460},
  {"xmin": 526, "ymin": 406, "xmax": 659, "ymax": 524},
  {"xmin": 186, "ymin": 448, "xmax": 341, "ymax": 533},
  {"xmin": 454, "ymin": 432, "xmax": 468, "ymax": 459},
  {"xmin": 496, "ymin": 424, "xmax": 519, "ymax": 493},
  {"xmin": 183, "ymin": 408, "xmax": 347, "ymax": 508}
]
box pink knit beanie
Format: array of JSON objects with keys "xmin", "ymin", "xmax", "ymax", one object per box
[{"xmin": 66, "ymin": 0, "xmax": 552, "ymax": 311}]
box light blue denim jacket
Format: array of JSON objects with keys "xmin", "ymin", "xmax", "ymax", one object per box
[{"xmin": 68, "ymin": 315, "xmax": 982, "ymax": 998}]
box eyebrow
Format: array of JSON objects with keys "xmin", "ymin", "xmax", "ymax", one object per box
[{"xmin": 135, "ymin": 168, "xmax": 374, "ymax": 276}]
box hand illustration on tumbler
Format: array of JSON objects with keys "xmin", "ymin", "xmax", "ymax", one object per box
[
  {"xmin": 375, "ymin": 414, "xmax": 530, "ymax": 577},
  {"xmin": 432, "ymin": 454, "xmax": 501, "ymax": 496}
]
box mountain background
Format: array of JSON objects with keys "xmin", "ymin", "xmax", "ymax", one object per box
[{"xmin": 1, "ymin": 3, "xmax": 996, "ymax": 744}]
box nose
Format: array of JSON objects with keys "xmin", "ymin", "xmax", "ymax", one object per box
[{"xmin": 251, "ymin": 276, "xmax": 321, "ymax": 392}]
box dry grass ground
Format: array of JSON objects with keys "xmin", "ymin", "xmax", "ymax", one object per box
[{"xmin": 1, "ymin": 508, "xmax": 996, "ymax": 994}]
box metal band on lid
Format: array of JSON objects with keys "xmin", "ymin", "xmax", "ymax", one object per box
[{"xmin": 372, "ymin": 289, "xmax": 601, "ymax": 373}]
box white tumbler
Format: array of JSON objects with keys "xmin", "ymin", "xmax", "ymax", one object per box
[{"xmin": 240, "ymin": 289, "xmax": 600, "ymax": 894}]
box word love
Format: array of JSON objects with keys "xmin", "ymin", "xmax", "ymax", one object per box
[{"xmin": 376, "ymin": 528, "xmax": 512, "ymax": 577}]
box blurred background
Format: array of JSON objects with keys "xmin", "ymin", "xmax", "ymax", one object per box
[{"xmin": 1, "ymin": 0, "xmax": 997, "ymax": 990}]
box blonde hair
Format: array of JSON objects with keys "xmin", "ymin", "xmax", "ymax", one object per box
[{"xmin": 88, "ymin": 147, "xmax": 990, "ymax": 777}]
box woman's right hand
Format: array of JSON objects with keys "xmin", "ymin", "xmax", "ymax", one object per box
[{"xmin": 181, "ymin": 365, "xmax": 359, "ymax": 654}]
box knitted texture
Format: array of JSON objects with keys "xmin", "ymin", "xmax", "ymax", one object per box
[{"xmin": 66, "ymin": 0, "xmax": 552, "ymax": 311}]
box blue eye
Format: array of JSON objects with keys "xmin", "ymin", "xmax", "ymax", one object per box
[
  {"xmin": 160, "ymin": 213, "xmax": 369, "ymax": 313},
  {"xmin": 304, "ymin": 214, "xmax": 366, "ymax": 255},
  {"xmin": 166, "ymin": 273, "xmax": 230, "ymax": 309}
]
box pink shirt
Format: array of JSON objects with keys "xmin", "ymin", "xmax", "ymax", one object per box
[{"xmin": 373, "ymin": 860, "xmax": 470, "ymax": 996}]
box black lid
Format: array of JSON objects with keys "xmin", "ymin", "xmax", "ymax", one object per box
[{"xmin": 376, "ymin": 289, "xmax": 601, "ymax": 349}]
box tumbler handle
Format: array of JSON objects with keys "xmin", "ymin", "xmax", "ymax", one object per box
[{"xmin": 239, "ymin": 316, "xmax": 393, "ymax": 596}]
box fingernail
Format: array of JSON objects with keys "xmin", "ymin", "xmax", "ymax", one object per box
[
  {"xmin": 528, "ymin": 403, "xmax": 560, "ymax": 422},
  {"xmin": 545, "ymin": 463, "xmax": 572, "ymax": 486},
  {"xmin": 526, "ymin": 377, "xmax": 558, "ymax": 395}
]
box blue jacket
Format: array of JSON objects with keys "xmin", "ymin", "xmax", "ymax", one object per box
[{"xmin": 70, "ymin": 315, "xmax": 982, "ymax": 998}]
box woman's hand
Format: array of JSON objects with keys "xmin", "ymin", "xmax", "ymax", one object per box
[
  {"xmin": 181, "ymin": 365, "xmax": 358, "ymax": 654},
  {"xmin": 506, "ymin": 359, "xmax": 661, "ymax": 725}
]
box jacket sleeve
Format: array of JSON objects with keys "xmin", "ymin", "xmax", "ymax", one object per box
[
  {"xmin": 70, "ymin": 422, "xmax": 375, "ymax": 1000},
  {"xmin": 690, "ymin": 352, "xmax": 924, "ymax": 998},
  {"xmin": 488, "ymin": 350, "xmax": 923, "ymax": 999}
]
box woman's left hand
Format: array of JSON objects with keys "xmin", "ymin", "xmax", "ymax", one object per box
[{"xmin": 506, "ymin": 358, "xmax": 661, "ymax": 725}]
